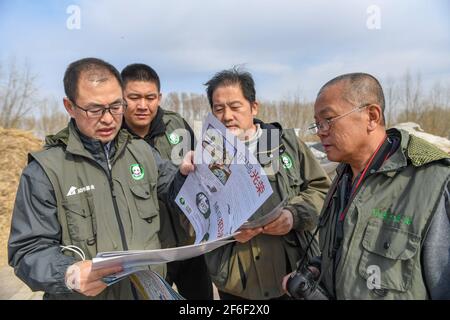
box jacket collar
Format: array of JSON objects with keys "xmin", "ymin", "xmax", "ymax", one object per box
[
  {"xmin": 377, "ymin": 128, "xmax": 408, "ymax": 175},
  {"xmin": 334, "ymin": 128, "xmax": 408, "ymax": 178},
  {"xmin": 46, "ymin": 119, "xmax": 130, "ymax": 163},
  {"xmin": 122, "ymin": 107, "xmax": 166, "ymax": 147},
  {"xmin": 253, "ymin": 118, "xmax": 287, "ymax": 165}
]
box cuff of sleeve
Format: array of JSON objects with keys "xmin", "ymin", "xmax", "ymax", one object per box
[
  {"xmin": 173, "ymin": 170, "xmax": 187, "ymax": 190},
  {"xmin": 53, "ymin": 254, "xmax": 77, "ymax": 294},
  {"xmin": 285, "ymin": 205, "xmax": 317, "ymax": 231},
  {"xmin": 284, "ymin": 206, "xmax": 301, "ymax": 231}
]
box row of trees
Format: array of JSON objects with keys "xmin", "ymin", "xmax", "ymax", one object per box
[
  {"xmin": 0, "ymin": 61, "xmax": 69, "ymax": 138},
  {"xmin": 1, "ymin": 61, "xmax": 449, "ymax": 140},
  {"xmin": 162, "ymin": 74, "xmax": 450, "ymax": 140}
]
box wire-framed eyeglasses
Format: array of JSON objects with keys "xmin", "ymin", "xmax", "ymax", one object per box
[{"xmin": 307, "ymin": 103, "xmax": 370, "ymax": 135}]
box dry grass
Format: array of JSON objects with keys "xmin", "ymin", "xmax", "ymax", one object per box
[{"xmin": 0, "ymin": 127, "xmax": 42, "ymax": 266}]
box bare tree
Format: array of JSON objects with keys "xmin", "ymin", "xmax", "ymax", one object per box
[
  {"xmin": 162, "ymin": 92, "xmax": 182, "ymax": 114},
  {"xmin": 35, "ymin": 97, "xmax": 69, "ymax": 138},
  {"xmin": 0, "ymin": 61, "xmax": 38, "ymax": 128},
  {"xmin": 384, "ymin": 76, "xmax": 400, "ymax": 127},
  {"xmin": 162, "ymin": 91, "xmax": 209, "ymax": 128}
]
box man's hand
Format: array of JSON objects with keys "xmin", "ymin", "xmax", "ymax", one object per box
[
  {"xmin": 180, "ymin": 150, "xmax": 195, "ymax": 176},
  {"xmin": 282, "ymin": 271, "xmax": 296, "ymax": 294},
  {"xmin": 281, "ymin": 266, "xmax": 321, "ymax": 296},
  {"xmin": 65, "ymin": 260, "xmax": 122, "ymax": 297},
  {"xmin": 234, "ymin": 227, "xmax": 263, "ymax": 243},
  {"xmin": 261, "ymin": 209, "xmax": 294, "ymax": 236}
]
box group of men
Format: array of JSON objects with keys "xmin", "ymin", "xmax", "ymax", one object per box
[{"xmin": 8, "ymin": 57, "xmax": 450, "ymax": 300}]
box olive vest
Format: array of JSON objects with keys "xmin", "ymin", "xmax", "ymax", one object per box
[
  {"xmin": 152, "ymin": 109, "xmax": 194, "ymax": 247},
  {"xmin": 206, "ymin": 127, "xmax": 329, "ymax": 299},
  {"xmin": 319, "ymin": 129, "xmax": 450, "ymax": 300},
  {"xmin": 31, "ymin": 122, "xmax": 165, "ymax": 299}
]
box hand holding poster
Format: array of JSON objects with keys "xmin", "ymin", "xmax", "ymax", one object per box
[{"xmin": 175, "ymin": 113, "xmax": 273, "ymax": 243}]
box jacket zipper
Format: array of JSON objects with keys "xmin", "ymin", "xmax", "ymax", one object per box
[
  {"xmin": 104, "ymin": 142, "xmax": 140, "ymax": 299},
  {"xmin": 103, "ymin": 143, "xmax": 129, "ymax": 251}
]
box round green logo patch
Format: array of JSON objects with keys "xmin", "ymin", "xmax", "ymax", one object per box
[
  {"xmin": 281, "ymin": 154, "xmax": 293, "ymax": 169},
  {"xmin": 180, "ymin": 197, "xmax": 186, "ymax": 205},
  {"xmin": 167, "ymin": 132, "xmax": 180, "ymax": 145},
  {"xmin": 130, "ymin": 164, "xmax": 145, "ymax": 180}
]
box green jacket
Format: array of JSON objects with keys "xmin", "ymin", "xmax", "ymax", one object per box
[
  {"xmin": 124, "ymin": 108, "xmax": 195, "ymax": 247},
  {"xmin": 205, "ymin": 120, "xmax": 331, "ymax": 299},
  {"xmin": 319, "ymin": 129, "xmax": 450, "ymax": 300},
  {"xmin": 9, "ymin": 120, "xmax": 182, "ymax": 299}
]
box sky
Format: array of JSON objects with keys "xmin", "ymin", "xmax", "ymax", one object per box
[{"xmin": 0, "ymin": 0, "xmax": 449, "ymax": 104}]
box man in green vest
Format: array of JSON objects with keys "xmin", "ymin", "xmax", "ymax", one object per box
[
  {"xmin": 201, "ymin": 67, "xmax": 331, "ymax": 300},
  {"xmin": 8, "ymin": 58, "xmax": 191, "ymax": 299},
  {"xmin": 283, "ymin": 73, "xmax": 450, "ymax": 299},
  {"xmin": 121, "ymin": 63, "xmax": 213, "ymax": 299}
]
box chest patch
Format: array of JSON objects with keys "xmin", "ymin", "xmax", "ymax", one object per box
[
  {"xmin": 281, "ymin": 153, "xmax": 293, "ymax": 169},
  {"xmin": 130, "ymin": 163, "xmax": 145, "ymax": 180}
]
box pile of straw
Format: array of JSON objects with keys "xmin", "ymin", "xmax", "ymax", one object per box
[{"xmin": 0, "ymin": 128, "xmax": 42, "ymax": 266}]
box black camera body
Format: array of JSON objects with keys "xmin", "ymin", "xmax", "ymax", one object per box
[{"xmin": 286, "ymin": 264, "xmax": 329, "ymax": 300}]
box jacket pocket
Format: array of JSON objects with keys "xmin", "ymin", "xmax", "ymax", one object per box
[
  {"xmin": 62, "ymin": 196, "xmax": 96, "ymax": 244},
  {"xmin": 205, "ymin": 243, "xmax": 236, "ymax": 288},
  {"xmin": 130, "ymin": 182, "xmax": 160, "ymax": 227},
  {"xmin": 358, "ymin": 219, "xmax": 421, "ymax": 292}
]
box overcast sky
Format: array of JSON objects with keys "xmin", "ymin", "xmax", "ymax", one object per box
[{"xmin": 1, "ymin": 0, "xmax": 449, "ymax": 103}]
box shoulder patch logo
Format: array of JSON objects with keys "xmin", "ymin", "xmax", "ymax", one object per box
[
  {"xmin": 167, "ymin": 132, "xmax": 180, "ymax": 145},
  {"xmin": 281, "ymin": 153, "xmax": 293, "ymax": 169},
  {"xmin": 130, "ymin": 164, "xmax": 145, "ymax": 180}
]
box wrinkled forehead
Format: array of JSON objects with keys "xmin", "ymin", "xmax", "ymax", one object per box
[{"xmin": 314, "ymin": 84, "xmax": 353, "ymax": 117}]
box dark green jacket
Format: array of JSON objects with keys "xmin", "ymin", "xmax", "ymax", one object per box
[
  {"xmin": 8, "ymin": 120, "xmax": 185, "ymax": 299},
  {"xmin": 124, "ymin": 108, "xmax": 195, "ymax": 247},
  {"xmin": 319, "ymin": 129, "xmax": 450, "ymax": 300},
  {"xmin": 205, "ymin": 120, "xmax": 331, "ymax": 299}
]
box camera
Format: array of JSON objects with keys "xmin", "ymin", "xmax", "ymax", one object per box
[{"xmin": 286, "ymin": 264, "xmax": 329, "ymax": 300}]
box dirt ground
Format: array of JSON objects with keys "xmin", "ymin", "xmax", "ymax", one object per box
[{"xmin": 0, "ymin": 127, "xmax": 42, "ymax": 267}]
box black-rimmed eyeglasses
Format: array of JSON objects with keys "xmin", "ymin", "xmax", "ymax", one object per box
[{"xmin": 71, "ymin": 100, "xmax": 127, "ymax": 118}]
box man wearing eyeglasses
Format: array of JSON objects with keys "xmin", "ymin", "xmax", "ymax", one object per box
[
  {"xmin": 283, "ymin": 73, "xmax": 450, "ymax": 299},
  {"xmin": 8, "ymin": 58, "xmax": 191, "ymax": 299}
]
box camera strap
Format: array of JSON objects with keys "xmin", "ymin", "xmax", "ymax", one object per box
[
  {"xmin": 332, "ymin": 135, "xmax": 390, "ymax": 259},
  {"xmin": 294, "ymin": 160, "xmax": 347, "ymax": 270}
]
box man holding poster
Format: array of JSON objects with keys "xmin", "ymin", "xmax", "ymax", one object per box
[{"xmin": 200, "ymin": 67, "xmax": 331, "ymax": 300}]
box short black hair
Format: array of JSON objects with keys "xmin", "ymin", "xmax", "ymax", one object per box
[
  {"xmin": 121, "ymin": 63, "xmax": 161, "ymax": 92},
  {"xmin": 318, "ymin": 72, "xmax": 386, "ymax": 124},
  {"xmin": 204, "ymin": 67, "xmax": 256, "ymax": 108},
  {"xmin": 63, "ymin": 57, "xmax": 122, "ymax": 103}
]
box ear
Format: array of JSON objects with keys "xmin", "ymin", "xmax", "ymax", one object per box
[
  {"xmin": 367, "ymin": 104, "xmax": 382, "ymax": 131},
  {"xmin": 63, "ymin": 98, "xmax": 76, "ymax": 118},
  {"xmin": 251, "ymin": 101, "xmax": 259, "ymax": 117},
  {"xmin": 157, "ymin": 92, "xmax": 163, "ymax": 105}
]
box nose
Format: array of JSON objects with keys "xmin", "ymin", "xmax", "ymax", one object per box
[
  {"xmin": 99, "ymin": 108, "xmax": 115, "ymax": 124},
  {"xmin": 317, "ymin": 128, "xmax": 329, "ymax": 140},
  {"xmin": 222, "ymin": 106, "xmax": 234, "ymax": 122},
  {"xmin": 137, "ymin": 98, "xmax": 148, "ymax": 110}
]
